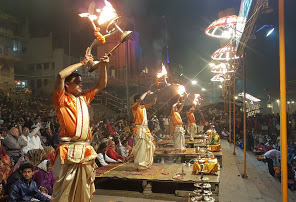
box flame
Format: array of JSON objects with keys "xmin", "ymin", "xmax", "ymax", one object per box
[
  {"xmin": 156, "ymin": 63, "xmax": 168, "ymax": 78},
  {"xmin": 177, "ymin": 84, "xmax": 186, "ymax": 97},
  {"xmin": 79, "ymin": 13, "xmax": 90, "ymax": 17},
  {"xmin": 98, "ymin": 0, "xmax": 118, "ymax": 25},
  {"xmin": 193, "ymin": 94, "xmax": 201, "ymax": 105}
]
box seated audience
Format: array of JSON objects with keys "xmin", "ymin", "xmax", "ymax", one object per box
[
  {"xmin": 106, "ymin": 141, "xmax": 124, "ymax": 162},
  {"xmin": 9, "ymin": 162, "xmax": 51, "ymax": 202},
  {"xmin": 0, "ymin": 138, "xmax": 7, "ymax": 159},
  {"xmin": 33, "ymin": 160, "xmax": 55, "ymax": 195},
  {"xmin": 96, "ymin": 143, "xmax": 118, "ymax": 167},
  {"xmin": 2, "ymin": 127, "xmax": 27, "ymax": 163}
]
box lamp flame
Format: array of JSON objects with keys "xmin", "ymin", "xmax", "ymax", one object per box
[
  {"xmin": 193, "ymin": 94, "xmax": 201, "ymax": 105},
  {"xmin": 157, "ymin": 63, "xmax": 168, "ymax": 78},
  {"xmin": 79, "ymin": 13, "xmax": 90, "ymax": 17},
  {"xmin": 177, "ymin": 84, "xmax": 186, "ymax": 97},
  {"xmin": 98, "ymin": 0, "xmax": 118, "ymax": 25}
]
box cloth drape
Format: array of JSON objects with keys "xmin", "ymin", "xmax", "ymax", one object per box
[
  {"xmin": 51, "ymin": 153, "xmax": 97, "ymax": 202},
  {"xmin": 173, "ymin": 126, "xmax": 186, "ymax": 150}
]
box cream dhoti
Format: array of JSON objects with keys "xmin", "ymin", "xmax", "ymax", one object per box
[
  {"xmin": 52, "ymin": 93, "xmax": 98, "ymax": 202},
  {"xmin": 187, "ymin": 123, "xmax": 197, "ymax": 141},
  {"xmin": 174, "ymin": 125, "xmax": 186, "ymax": 150},
  {"xmin": 132, "ymin": 125, "xmax": 155, "ymax": 170}
]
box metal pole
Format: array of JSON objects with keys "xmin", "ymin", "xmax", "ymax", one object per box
[
  {"xmin": 126, "ymin": 41, "xmax": 130, "ymax": 118},
  {"xmin": 229, "ymin": 83, "xmax": 232, "ymax": 143},
  {"xmin": 233, "ymin": 71, "xmax": 236, "ymax": 155},
  {"xmin": 279, "ymin": 0, "xmax": 288, "ymax": 201},
  {"xmin": 243, "ymin": 56, "xmax": 247, "ymax": 178}
]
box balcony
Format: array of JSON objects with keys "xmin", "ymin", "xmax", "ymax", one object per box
[{"xmin": 0, "ymin": 46, "xmax": 22, "ymax": 62}]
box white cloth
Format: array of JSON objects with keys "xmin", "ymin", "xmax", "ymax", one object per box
[
  {"xmin": 20, "ymin": 127, "xmax": 41, "ymax": 153},
  {"xmin": 132, "ymin": 126, "xmax": 155, "ymax": 170},
  {"xmin": 29, "ymin": 130, "xmax": 44, "ymax": 151},
  {"xmin": 264, "ymin": 149, "xmax": 281, "ymax": 167},
  {"xmin": 97, "ymin": 153, "xmax": 117, "ymax": 166},
  {"xmin": 38, "ymin": 160, "xmax": 49, "ymax": 172},
  {"xmin": 187, "ymin": 123, "xmax": 197, "ymax": 141},
  {"xmin": 197, "ymin": 125, "xmax": 204, "ymax": 134},
  {"xmin": 132, "ymin": 106, "xmax": 155, "ymax": 170},
  {"xmin": 174, "ymin": 126, "xmax": 186, "ymax": 150},
  {"xmin": 117, "ymin": 145, "xmax": 129, "ymax": 158},
  {"xmin": 162, "ymin": 118, "xmax": 169, "ymax": 126},
  {"xmin": 20, "ymin": 135, "xmax": 31, "ymax": 154}
]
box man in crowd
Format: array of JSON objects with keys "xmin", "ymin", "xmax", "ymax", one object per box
[
  {"xmin": 264, "ymin": 149, "xmax": 281, "ymax": 176},
  {"xmin": 132, "ymin": 90, "xmax": 157, "ymax": 170},
  {"xmin": 171, "ymin": 96, "xmax": 187, "ymax": 152},
  {"xmin": 51, "ymin": 48, "xmax": 108, "ymax": 202},
  {"xmin": 29, "ymin": 124, "xmax": 44, "ymax": 151},
  {"xmin": 2, "ymin": 127, "xmax": 26, "ymax": 163},
  {"xmin": 19, "ymin": 127, "xmax": 31, "ymax": 154},
  {"xmin": 9, "ymin": 162, "xmax": 50, "ymax": 202},
  {"xmin": 186, "ymin": 105, "xmax": 197, "ymax": 141}
]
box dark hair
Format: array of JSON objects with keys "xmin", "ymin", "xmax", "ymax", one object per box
[
  {"xmin": 65, "ymin": 72, "xmax": 81, "ymax": 83},
  {"xmin": 20, "ymin": 162, "xmax": 34, "ymax": 172},
  {"xmin": 134, "ymin": 94, "xmax": 141, "ymax": 103},
  {"xmin": 122, "ymin": 140, "xmax": 128, "ymax": 145},
  {"xmin": 98, "ymin": 142, "xmax": 107, "ymax": 153}
]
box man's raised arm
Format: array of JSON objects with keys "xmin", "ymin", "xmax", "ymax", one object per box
[
  {"xmin": 54, "ymin": 48, "xmax": 93, "ymax": 92},
  {"xmin": 93, "ymin": 54, "xmax": 109, "ymax": 95}
]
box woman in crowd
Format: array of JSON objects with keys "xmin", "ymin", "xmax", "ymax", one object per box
[
  {"xmin": 106, "ymin": 140, "xmax": 124, "ymax": 163},
  {"xmin": 96, "ymin": 143, "xmax": 119, "ymax": 167},
  {"xmin": 33, "ymin": 160, "xmax": 55, "ymax": 195}
]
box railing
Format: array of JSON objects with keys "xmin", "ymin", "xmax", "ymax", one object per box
[
  {"xmin": 93, "ymin": 92, "xmax": 127, "ymax": 113},
  {"xmin": 93, "ymin": 91, "xmax": 157, "ymax": 116}
]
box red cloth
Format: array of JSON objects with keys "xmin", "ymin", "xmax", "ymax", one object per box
[
  {"xmin": 106, "ymin": 148, "xmax": 124, "ymax": 162},
  {"xmin": 107, "ymin": 122, "xmax": 117, "ymax": 136},
  {"xmin": 0, "ymin": 146, "xmax": 8, "ymax": 159}
]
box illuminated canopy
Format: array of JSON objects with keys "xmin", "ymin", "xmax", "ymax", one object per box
[
  {"xmin": 205, "ymin": 15, "xmax": 238, "ymax": 39},
  {"xmin": 211, "ymin": 73, "xmax": 230, "ymax": 82},
  {"xmin": 238, "ymin": 92, "xmax": 261, "ymax": 102},
  {"xmin": 211, "ymin": 63, "xmax": 235, "ymax": 74},
  {"xmin": 211, "ymin": 46, "xmax": 240, "ymax": 61}
]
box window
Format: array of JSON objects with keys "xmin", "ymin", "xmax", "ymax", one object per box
[
  {"xmin": 36, "ymin": 64, "xmax": 42, "ymax": 70},
  {"xmin": 28, "ymin": 64, "xmax": 34, "ymax": 70},
  {"xmin": 37, "ymin": 79, "xmax": 42, "ymax": 88},
  {"xmin": 12, "ymin": 40, "xmax": 22, "ymax": 52},
  {"xmin": 44, "ymin": 79, "xmax": 48, "ymax": 86},
  {"xmin": 30, "ymin": 80, "xmax": 35, "ymax": 89},
  {"xmin": 44, "ymin": 63, "xmax": 49, "ymax": 69}
]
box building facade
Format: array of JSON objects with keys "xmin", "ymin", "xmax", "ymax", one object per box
[
  {"xmin": 15, "ymin": 33, "xmax": 78, "ymax": 95},
  {"xmin": 0, "ymin": 12, "xmax": 22, "ymax": 94}
]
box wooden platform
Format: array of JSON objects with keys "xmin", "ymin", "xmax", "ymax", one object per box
[
  {"xmin": 158, "ymin": 139, "xmax": 207, "ymax": 148},
  {"xmin": 185, "ymin": 134, "xmax": 205, "ymax": 139},
  {"xmin": 95, "ymin": 163, "xmax": 220, "ymax": 196},
  {"xmin": 154, "ymin": 148, "xmax": 223, "ymax": 167}
]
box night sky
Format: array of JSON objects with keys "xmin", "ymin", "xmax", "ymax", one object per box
[{"xmin": 1, "ymin": 0, "xmax": 296, "ymax": 100}]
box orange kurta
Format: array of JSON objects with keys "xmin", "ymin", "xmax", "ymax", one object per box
[
  {"xmin": 52, "ymin": 88, "xmax": 97, "ymax": 164},
  {"xmin": 171, "ymin": 109, "xmax": 182, "ymax": 126},
  {"xmin": 132, "ymin": 103, "xmax": 151, "ymax": 136},
  {"xmin": 186, "ymin": 111, "xmax": 195, "ymax": 124}
]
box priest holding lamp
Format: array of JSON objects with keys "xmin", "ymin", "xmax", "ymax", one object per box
[{"xmin": 51, "ymin": 47, "xmax": 109, "ymax": 202}]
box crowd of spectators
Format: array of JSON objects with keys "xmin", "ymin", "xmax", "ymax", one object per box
[{"xmin": 2, "ymin": 90, "xmax": 296, "ymax": 199}]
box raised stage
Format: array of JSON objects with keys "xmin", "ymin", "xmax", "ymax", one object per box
[
  {"xmin": 154, "ymin": 148, "xmax": 223, "ymax": 167},
  {"xmin": 95, "ymin": 163, "xmax": 220, "ymax": 198}
]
